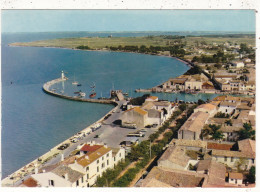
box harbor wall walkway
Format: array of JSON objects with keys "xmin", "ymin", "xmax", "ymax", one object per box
[{"xmin": 42, "ymin": 78, "xmax": 117, "ymax": 105}]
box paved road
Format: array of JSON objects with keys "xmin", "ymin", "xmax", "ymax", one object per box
[
  {"xmin": 12, "ymin": 100, "xmax": 158, "ymax": 186},
  {"xmin": 41, "ymin": 100, "xmax": 156, "ymax": 166}
]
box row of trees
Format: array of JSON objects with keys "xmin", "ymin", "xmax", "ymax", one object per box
[
  {"xmin": 108, "ymin": 45, "xmax": 186, "ymax": 57},
  {"xmin": 106, "ymin": 104, "xmax": 197, "ymax": 187},
  {"xmin": 192, "ymin": 50, "xmax": 235, "ymax": 64}
]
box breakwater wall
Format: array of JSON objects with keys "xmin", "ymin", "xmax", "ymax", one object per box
[{"xmin": 42, "ymin": 78, "xmax": 117, "ymax": 105}]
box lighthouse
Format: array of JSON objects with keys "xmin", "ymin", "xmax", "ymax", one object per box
[{"xmin": 61, "ymin": 71, "xmax": 68, "ymax": 80}]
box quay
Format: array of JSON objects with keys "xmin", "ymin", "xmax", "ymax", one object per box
[{"xmin": 43, "ymin": 76, "xmax": 117, "ymax": 105}]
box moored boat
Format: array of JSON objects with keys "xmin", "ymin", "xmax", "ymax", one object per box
[{"xmin": 89, "ymin": 92, "xmax": 96, "ymax": 98}]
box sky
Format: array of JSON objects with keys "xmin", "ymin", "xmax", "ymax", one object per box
[{"xmin": 1, "ymin": 10, "xmax": 256, "ymax": 33}]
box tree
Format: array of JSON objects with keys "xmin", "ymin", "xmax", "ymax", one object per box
[
  {"xmin": 234, "ymin": 158, "xmax": 248, "ymax": 172},
  {"xmin": 201, "ymin": 124, "xmax": 224, "ymax": 140},
  {"xmin": 198, "ymin": 99, "xmax": 205, "ymax": 105},
  {"xmin": 237, "ymin": 123, "xmax": 255, "ymax": 140},
  {"xmin": 209, "ymin": 124, "xmax": 224, "ymax": 140},
  {"xmin": 214, "ymin": 63, "xmax": 222, "ymax": 69},
  {"xmin": 214, "ymin": 112, "xmax": 230, "ymax": 118},
  {"xmin": 201, "ymin": 125, "xmax": 212, "ymax": 139},
  {"xmin": 247, "ymin": 166, "xmax": 255, "ymax": 183},
  {"xmin": 225, "ymin": 119, "xmax": 233, "ymax": 126},
  {"xmin": 178, "ymin": 103, "xmax": 187, "ymax": 111}
]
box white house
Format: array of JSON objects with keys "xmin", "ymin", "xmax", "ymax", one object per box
[
  {"xmin": 218, "ymin": 101, "xmax": 237, "ymax": 114},
  {"xmin": 231, "ymin": 61, "xmax": 245, "ymax": 68},
  {"xmin": 228, "ymin": 172, "xmax": 243, "ymax": 185},
  {"xmin": 121, "ymin": 107, "xmax": 148, "ymax": 128},
  {"xmin": 29, "ymin": 172, "xmax": 75, "ymax": 187},
  {"xmin": 145, "ymin": 96, "xmax": 159, "ymax": 102}
]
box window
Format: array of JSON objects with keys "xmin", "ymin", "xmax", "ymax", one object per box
[
  {"xmin": 81, "ymin": 177, "xmax": 84, "ymax": 183},
  {"xmin": 114, "ymin": 157, "xmax": 116, "ymax": 161},
  {"xmin": 252, "ymin": 159, "xmax": 254, "ymax": 164},
  {"xmin": 102, "ymin": 156, "xmax": 104, "ymax": 160},
  {"xmin": 224, "ymin": 156, "xmax": 227, "ymax": 162},
  {"xmin": 97, "ymin": 166, "xmax": 99, "ymax": 172},
  {"xmin": 49, "ymin": 180, "xmax": 54, "ymax": 186},
  {"xmin": 107, "ymin": 153, "xmax": 109, "ymax": 157},
  {"xmin": 231, "ymin": 157, "xmax": 234, "ymax": 162},
  {"xmin": 97, "ymin": 160, "xmax": 99, "ymax": 164},
  {"xmin": 76, "ymin": 180, "xmax": 79, "ymax": 186},
  {"xmin": 119, "ymin": 153, "xmax": 121, "ymax": 157},
  {"xmin": 86, "ymin": 174, "xmax": 89, "ymax": 180},
  {"xmin": 102, "ymin": 163, "xmax": 105, "ymax": 168},
  {"xmin": 107, "ymin": 160, "xmax": 109, "ymax": 165},
  {"xmin": 86, "ymin": 167, "xmax": 89, "ymax": 171}
]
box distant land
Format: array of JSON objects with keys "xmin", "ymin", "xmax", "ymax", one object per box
[{"xmin": 10, "ymin": 33, "xmax": 255, "ymax": 50}]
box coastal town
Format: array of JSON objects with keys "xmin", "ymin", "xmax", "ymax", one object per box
[
  {"xmin": 2, "ymin": 7, "xmax": 258, "ymax": 191},
  {"xmin": 2, "ymin": 55, "xmax": 256, "ymax": 188}
]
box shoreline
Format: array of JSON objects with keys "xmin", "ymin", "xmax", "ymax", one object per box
[
  {"xmin": 2, "ymin": 97, "xmax": 118, "ymax": 187},
  {"xmin": 2, "ymin": 77, "xmax": 119, "ymax": 186},
  {"xmin": 3, "ymin": 44, "xmax": 190, "ymax": 185},
  {"xmin": 3, "ymin": 43, "xmax": 251, "ymax": 185},
  {"xmin": 8, "ymin": 43, "xmax": 191, "ymax": 65}
]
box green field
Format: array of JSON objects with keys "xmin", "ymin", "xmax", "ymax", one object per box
[{"xmin": 10, "ymin": 35, "xmax": 255, "ymax": 49}]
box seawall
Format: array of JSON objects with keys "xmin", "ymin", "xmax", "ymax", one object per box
[{"xmin": 42, "ymin": 78, "xmax": 117, "ymax": 105}]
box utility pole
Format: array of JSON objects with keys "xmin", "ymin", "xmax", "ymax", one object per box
[{"xmin": 149, "ymin": 140, "xmax": 151, "ymax": 160}]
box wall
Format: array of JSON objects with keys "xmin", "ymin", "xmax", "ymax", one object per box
[
  {"xmin": 121, "ymin": 109, "xmax": 147, "ymax": 128},
  {"xmin": 185, "ymin": 81, "xmax": 202, "ymax": 90},
  {"xmin": 229, "ymin": 178, "xmax": 243, "ymax": 185},
  {"xmin": 218, "ymin": 106, "xmax": 236, "ymax": 114},
  {"xmin": 212, "ymin": 155, "xmax": 255, "ymax": 170},
  {"xmin": 178, "ymin": 130, "xmax": 200, "ymax": 140}
]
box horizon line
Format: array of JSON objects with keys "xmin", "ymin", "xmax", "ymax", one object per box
[{"xmin": 2, "ymin": 30, "xmax": 256, "ymax": 34}]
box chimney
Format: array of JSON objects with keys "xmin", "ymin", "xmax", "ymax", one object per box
[
  {"xmin": 64, "ymin": 173, "xmax": 69, "ymax": 180},
  {"xmin": 61, "ymin": 153, "xmax": 64, "ymax": 161},
  {"xmin": 104, "ymin": 144, "xmax": 108, "ymax": 148},
  {"xmin": 35, "ymin": 167, "xmax": 38, "ymax": 174},
  {"xmin": 74, "ymin": 157, "xmax": 77, "ymax": 164},
  {"xmin": 80, "ymin": 150, "xmax": 85, "ymax": 156},
  {"xmin": 85, "ymin": 155, "xmax": 89, "ymax": 160},
  {"xmin": 42, "ymin": 169, "xmax": 46, "ymax": 173}
]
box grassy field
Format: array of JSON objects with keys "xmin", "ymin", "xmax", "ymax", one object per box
[{"xmin": 10, "ymin": 35, "xmax": 255, "ymax": 49}]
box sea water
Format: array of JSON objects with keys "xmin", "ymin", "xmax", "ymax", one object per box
[{"xmin": 1, "ymin": 32, "xmax": 218, "ymax": 178}]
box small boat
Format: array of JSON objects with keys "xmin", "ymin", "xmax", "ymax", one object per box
[
  {"xmin": 74, "ymin": 90, "xmax": 81, "ymax": 94},
  {"xmin": 90, "ymin": 82, "xmax": 96, "ymax": 89},
  {"xmin": 77, "ymin": 84, "xmax": 82, "ymax": 86},
  {"xmin": 72, "ymin": 73, "xmax": 78, "ymax": 85},
  {"xmin": 79, "ymin": 92, "xmax": 86, "ymax": 97},
  {"xmin": 90, "ymin": 92, "xmax": 96, "ymax": 98},
  {"xmin": 123, "ymin": 92, "xmax": 129, "ymax": 96}
]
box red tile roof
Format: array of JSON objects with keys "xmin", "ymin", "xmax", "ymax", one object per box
[
  {"xmin": 22, "ymin": 177, "xmax": 38, "ymax": 187},
  {"xmin": 229, "ymin": 172, "xmax": 243, "ymax": 180},
  {"xmin": 207, "ymin": 142, "xmax": 233, "ymax": 151},
  {"xmin": 80, "ymin": 144, "xmax": 103, "ymax": 152}
]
